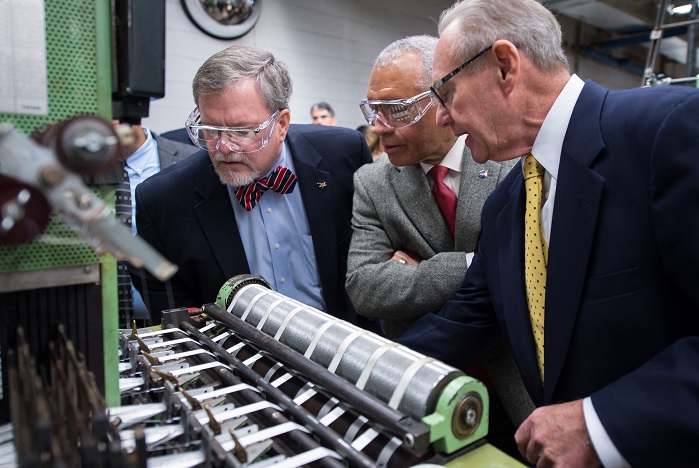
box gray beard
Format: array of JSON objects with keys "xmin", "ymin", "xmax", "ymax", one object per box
[{"xmin": 212, "ymin": 152, "xmax": 260, "ymax": 187}]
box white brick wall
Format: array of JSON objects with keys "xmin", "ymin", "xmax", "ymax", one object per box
[
  {"xmin": 144, "ymin": 0, "xmax": 453, "ymax": 133},
  {"xmin": 144, "ymin": 0, "xmax": 644, "ymax": 134}
]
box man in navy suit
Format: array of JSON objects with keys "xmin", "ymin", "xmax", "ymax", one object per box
[
  {"xmin": 131, "ymin": 44, "xmax": 373, "ymax": 329},
  {"xmin": 398, "ymin": 0, "xmax": 699, "ymax": 466}
]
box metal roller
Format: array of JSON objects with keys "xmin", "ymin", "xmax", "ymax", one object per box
[{"xmin": 216, "ymin": 275, "xmax": 490, "ymax": 454}]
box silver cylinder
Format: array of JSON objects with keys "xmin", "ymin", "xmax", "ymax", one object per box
[{"xmin": 225, "ymin": 283, "xmax": 464, "ymax": 422}]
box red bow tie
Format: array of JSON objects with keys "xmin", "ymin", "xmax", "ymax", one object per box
[{"xmin": 234, "ymin": 165, "xmax": 297, "ymax": 211}]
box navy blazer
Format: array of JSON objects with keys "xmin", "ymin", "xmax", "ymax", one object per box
[
  {"xmin": 398, "ymin": 81, "xmax": 699, "ymax": 465},
  {"xmin": 132, "ymin": 124, "xmax": 371, "ymax": 324}
]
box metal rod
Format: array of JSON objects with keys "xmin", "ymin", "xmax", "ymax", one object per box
[
  {"xmin": 643, "ymin": 0, "xmax": 671, "ymax": 86},
  {"xmin": 658, "ymin": 16, "xmax": 699, "ymax": 30},
  {"xmin": 669, "ymin": 75, "xmax": 699, "ymax": 83},
  {"xmin": 192, "ymin": 327, "xmax": 420, "ymax": 466},
  {"xmin": 202, "ymin": 303, "xmax": 430, "ymax": 452},
  {"xmin": 176, "ymin": 321, "xmax": 376, "ymax": 468}
]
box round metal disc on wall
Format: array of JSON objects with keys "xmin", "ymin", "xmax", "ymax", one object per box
[{"xmin": 181, "ymin": 0, "xmax": 262, "ymax": 40}]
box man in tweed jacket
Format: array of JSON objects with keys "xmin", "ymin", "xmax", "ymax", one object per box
[
  {"xmin": 346, "ymin": 39, "xmax": 533, "ymax": 452},
  {"xmin": 346, "ymin": 36, "xmax": 515, "ymax": 338}
]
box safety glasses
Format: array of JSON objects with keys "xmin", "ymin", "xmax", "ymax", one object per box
[
  {"xmin": 185, "ymin": 108, "xmax": 279, "ymax": 153},
  {"xmin": 358, "ymin": 90, "xmax": 435, "ymax": 129}
]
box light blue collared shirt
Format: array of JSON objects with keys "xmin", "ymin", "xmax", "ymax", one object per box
[
  {"xmin": 125, "ymin": 127, "xmax": 160, "ymax": 235},
  {"xmin": 526, "ymin": 75, "xmax": 630, "ymax": 468},
  {"xmin": 124, "ymin": 127, "xmax": 160, "ymax": 319},
  {"xmin": 228, "ymin": 142, "xmax": 326, "ymax": 311}
]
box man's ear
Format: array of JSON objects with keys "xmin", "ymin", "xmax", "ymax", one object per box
[
  {"xmin": 492, "ymin": 40, "xmax": 520, "ymax": 95},
  {"xmin": 277, "ymin": 109, "xmax": 291, "ymax": 140}
]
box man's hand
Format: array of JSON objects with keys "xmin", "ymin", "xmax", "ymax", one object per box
[
  {"xmin": 391, "ymin": 249, "xmax": 421, "ymax": 265},
  {"xmin": 515, "ymin": 400, "xmax": 601, "ymax": 467}
]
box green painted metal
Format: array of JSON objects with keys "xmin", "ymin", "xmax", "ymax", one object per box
[
  {"xmin": 0, "ymin": 0, "xmax": 118, "ymax": 406},
  {"xmin": 0, "ymin": 0, "xmax": 110, "ymax": 272},
  {"xmin": 422, "ymin": 375, "xmax": 490, "ymax": 454}
]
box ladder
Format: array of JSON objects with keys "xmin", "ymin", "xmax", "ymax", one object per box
[{"xmin": 642, "ymin": 0, "xmax": 699, "ymax": 86}]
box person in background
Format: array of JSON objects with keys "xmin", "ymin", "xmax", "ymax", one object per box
[
  {"xmin": 112, "ymin": 118, "xmax": 197, "ymax": 328},
  {"xmin": 131, "ymin": 45, "xmax": 376, "ymax": 333},
  {"xmin": 398, "ymin": 0, "xmax": 699, "ymax": 465},
  {"xmin": 345, "ymin": 35, "xmax": 529, "ymax": 458},
  {"xmin": 356, "ymin": 124, "xmax": 382, "ymax": 160},
  {"xmin": 310, "ymin": 101, "xmax": 337, "ymax": 126}
]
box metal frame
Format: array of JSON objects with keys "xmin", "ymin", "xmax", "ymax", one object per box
[{"xmin": 643, "ymin": 0, "xmax": 699, "ymax": 86}]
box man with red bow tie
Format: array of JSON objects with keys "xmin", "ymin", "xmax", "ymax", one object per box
[{"xmin": 131, "ymin": 44, "xmax": 373, "ymax": 329}]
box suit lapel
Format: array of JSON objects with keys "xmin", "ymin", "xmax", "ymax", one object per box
[
  {"xmin": 494, "ymin": 82, "xmax": 608, "ymax": 404},
  {"xmin": 285, "ymin": 131, "xmax": 338, "ymax": 310},
  {"xmin": 497, "ymin": 174, "xmax": 545, "ymax": 403},
  {"xmin": 391, "ymin": 164, "xmax": 453, "ymax": 253},
  {"xmin": 543, "ymin": 81, "xmax": 606, "ymax": 402},
  {"xmin": 153, "ymin": 134, "xmax": 178, "ymax": 168},
  {"xmin": 153, "ymin": 133, "xmax": 191, "ymax": 167},
  {"xmin": 455, "ymin": 152, "xmax": 503, "ymax": 251},
  {"xmin": 192, "ymin": 158, "xmax": 249, "ymax": 280}
]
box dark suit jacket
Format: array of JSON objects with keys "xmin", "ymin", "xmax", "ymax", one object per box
[
  {"xmin": 398, "ymin": 81, "xmax": 699, "ymax": 465},
  {"xmin": 132, "ymin": 124, "xmax": 372, "ymax": 325},
  {"xmin": 126, "ymin": 132, "xmax": 197, "ymax": 319},
  {"xmin": 160, "ymin": 128, "xmax": 196, "ymax": 147},
  {"xmin": 151, "ymin": 132, "xmax": 198, "ymax": 167}
]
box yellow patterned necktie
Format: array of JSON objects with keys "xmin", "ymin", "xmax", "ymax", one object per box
[{"xmin": 523, "ymin": 154, "xmax": 547, "ymax": 381}]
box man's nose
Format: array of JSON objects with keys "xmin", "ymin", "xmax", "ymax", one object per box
[
  {"xmin": 435, "ymin": 104, "xmax": 453, "ymax": 128},
  {"xmin": 215, "ymin": 138, "xmax": 234, "ymax": 153},
  {"xmin": 371, "ymin": 116, "xmax": 394, "ymax": 135}
]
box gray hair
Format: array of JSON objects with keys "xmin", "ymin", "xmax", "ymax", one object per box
[
  {"xmin": 438, "ymin": 0, "xmax": 568, "ymax": 73},
  {"xmin": 374, "ymin": 35, "xmax": 438, "ymax": 90},
  {"xmin": 193, "ymin": 44, "xmax": 293, "ymax": 112}
]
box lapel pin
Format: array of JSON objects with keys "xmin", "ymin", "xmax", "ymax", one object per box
[
  {"xmin": 317, "ymin": 181, "xmax": 327, "ymax": 189},
  {"xmin": 478, "ymin": 169, "xmax": 488, "ymax": 179}
]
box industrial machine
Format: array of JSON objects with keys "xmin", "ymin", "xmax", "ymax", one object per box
[
  {"xmin": 2, "ymin": 274, "xmax": 522, "ymax": 466},
  {"xmin": 0, "ymin": 1, "xmax": 523, "ymax": 465},
  {"xmin": 0, "ymin": 119, "xmax": 524, "ymax": 465},
  {"xmin": 0, "ymin": 0, "xmax": 170, "ymax": 422}
]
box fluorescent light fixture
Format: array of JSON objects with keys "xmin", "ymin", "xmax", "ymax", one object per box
[{"xmin": 668, "ymin": 3, "xmax": 694, "ymax": 15}]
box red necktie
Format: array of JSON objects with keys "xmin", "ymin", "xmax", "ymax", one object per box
[
  {"xmin": 235, "ymin": 165, "xmax": 297, "ymax": 211},
  {"xmin": 429, "ymin": 165, "xmax": 457, "ymax": 237}
]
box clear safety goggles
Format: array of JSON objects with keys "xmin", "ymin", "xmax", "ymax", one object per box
[
  {"xmin": 358, "ymin": 90, "xmax": 435, "ymax": 129},
  {"xmin": 185, "ymin": 108, "xmax": 279, "ymax": 153}
]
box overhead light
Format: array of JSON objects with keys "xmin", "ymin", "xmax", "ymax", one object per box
[{"xmin": 667, "ymin": 3, "xmax": 694, "ymax": 15}]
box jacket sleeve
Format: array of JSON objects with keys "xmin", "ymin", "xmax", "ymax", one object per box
[
  {"xmin": 345, "ymin": 170, "xmax": 468, "ymax": 331},
  {"xmin": 129, "ymin": 184, "xmax": 199, "ymax": 319},
  {"xmin": 590, "ymin": 91, "xmax": 699, "ymax": 466}
]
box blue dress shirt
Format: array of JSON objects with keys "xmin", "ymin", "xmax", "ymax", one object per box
[{"xmin": 228, "ymin": 142, "xmax": 326, "ymax": 311}]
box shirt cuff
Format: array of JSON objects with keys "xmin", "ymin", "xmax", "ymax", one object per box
[
  {"xmin": 466, "ymin": 252, "xmax": 474, "ymax": 268},
  {"xmin": 583, "ymin": 397, "xmax": 631, "ymax": 468}
]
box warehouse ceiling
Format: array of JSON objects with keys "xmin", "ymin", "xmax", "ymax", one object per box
[{"xmin": 542, "ymin": 0, "xmax": 699, "ymax": 79}]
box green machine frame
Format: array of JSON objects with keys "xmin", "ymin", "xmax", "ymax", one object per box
[{"xmin": 0, "ymin": 0, "xmax": 118, "ymax": 419}]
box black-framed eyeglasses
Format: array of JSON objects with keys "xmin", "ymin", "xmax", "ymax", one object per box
[{"xmin": 430, "ymin": 45, "xmax": 493, "ymax": 107}]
